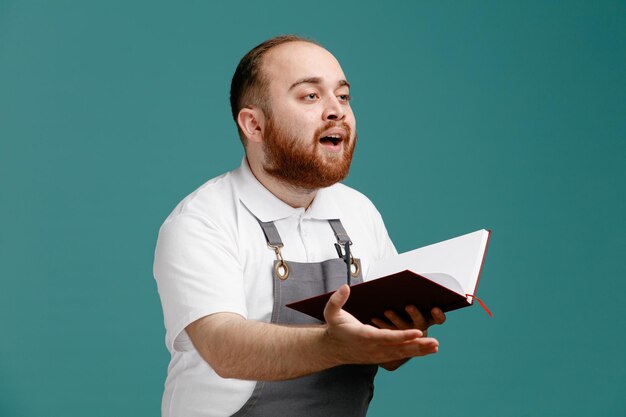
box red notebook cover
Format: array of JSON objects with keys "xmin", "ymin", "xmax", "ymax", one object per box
[{"xmin": 286, "ymin": 271, "xmax": 472, "ymax": 324}]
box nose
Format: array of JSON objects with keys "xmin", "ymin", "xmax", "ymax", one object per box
[{"xmin": 322, "ymin": 95, "xmax": 345, "ymax": 121}]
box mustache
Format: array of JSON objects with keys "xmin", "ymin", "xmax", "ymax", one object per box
[{"xmin": 314, "ymin": 121, "xmax": 352, "ymax": 139}]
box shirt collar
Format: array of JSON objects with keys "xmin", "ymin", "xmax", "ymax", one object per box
[
  {"xmin": 234, "ymin": 157, "xmax": 342, "ymax": 222},
  {"xmin": 303, "ymin": 185, "xmax": 342, "ymax": 220}
]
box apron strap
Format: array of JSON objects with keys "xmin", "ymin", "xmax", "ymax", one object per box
[
  {"xmin": 328, "ymin": 219, "xmax": 352, "ymax": 245},
  {"xmin": 256, "ymin": 218, "xmax": 354, "ymax": 247},
  {"xmin": 257, "ymin": 220, "xmax": 284, "ymax": 247}
]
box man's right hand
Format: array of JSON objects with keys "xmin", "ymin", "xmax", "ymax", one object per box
[{"xmin": 323, "ymin": 284, "xmax": 439, "ymax": 365}]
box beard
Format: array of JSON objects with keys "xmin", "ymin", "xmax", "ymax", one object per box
[{"xmin": 262, "ymin": 117, "xmax": 356, "ymax": 190}]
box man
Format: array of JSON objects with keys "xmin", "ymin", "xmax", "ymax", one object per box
[{"xmin": 153, "ymin": 35, "xmax": 446, "ymax": 417}]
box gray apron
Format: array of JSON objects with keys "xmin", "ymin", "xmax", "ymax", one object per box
[{"xmin": 231, "ymin": 219, "xmax": 378, "ymax": 417}]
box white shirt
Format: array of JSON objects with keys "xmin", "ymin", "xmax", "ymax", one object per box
[{"xmin": 153, "ymin": 158, "xmax": 397, "ymax": 417}]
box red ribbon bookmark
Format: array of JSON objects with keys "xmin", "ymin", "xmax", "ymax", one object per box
[{"xmin": 465, "ymin": 294, "xmax": 493, "ymax": 317}]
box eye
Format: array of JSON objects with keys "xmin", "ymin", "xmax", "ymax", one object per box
[
  {"xmin": 303, "ymin": 92, "xmax": 319, "ymax": 101},
  {"xmin": 338, "ymin": 94, "xmax": 352, "ymax": 103}
]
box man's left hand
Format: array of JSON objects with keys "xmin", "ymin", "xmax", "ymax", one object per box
[
  {"xmin": 372, "ymin": 306, "xmax": 446, "ymax": 371},
  {"xmin": 372, "ymin": 306, "xmax": 446, "ymax": 336}
]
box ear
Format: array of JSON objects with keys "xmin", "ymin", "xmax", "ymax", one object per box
[{"xmin": 237, "ymin": 107, "xmax": 265, "ymax": 143}]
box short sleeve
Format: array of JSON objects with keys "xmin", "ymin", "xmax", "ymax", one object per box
[
  {"xmin": 363, "ymin": 197, "xmax": 398, "ymax": 262},
  {"xmin": 153, "ymin": 214, "xmax": 247, "ymax": 353},
  {"xmin": 376, "ymin": 212, "xmax": 398, "ymax": 261}
]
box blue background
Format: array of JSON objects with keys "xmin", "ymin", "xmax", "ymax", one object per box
[{"xmin": 1, "ymin": 1, "xmax": 624, "ymax": 416}]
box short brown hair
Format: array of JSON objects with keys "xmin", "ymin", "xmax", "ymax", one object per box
[{"xmin": 230, "ymin": 35, "xmax": 319, "ymax": 141}]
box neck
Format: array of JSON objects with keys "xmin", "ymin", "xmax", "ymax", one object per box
[{"xmin": 245, "ymin": 156, "xmax": 318, "ymax": 209}]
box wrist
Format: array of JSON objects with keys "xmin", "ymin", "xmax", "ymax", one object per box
[{"xmin": 317, "ymin": 325, "xmax": 345, "ymax": 368}]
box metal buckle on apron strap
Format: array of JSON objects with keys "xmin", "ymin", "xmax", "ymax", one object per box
[
  {"xmin": 334, "ymin": 242, "xmax": 361, "ymax": 285},
  {"xmin": 268, "ymin": 243, "xmax": 289, "ymax": 280},
  {"xmin": 350, "ymin": 256, "xmax": 360, "ymax": 278}
]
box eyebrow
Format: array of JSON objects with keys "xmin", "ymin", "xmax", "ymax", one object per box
[{"xmin": 288, "ymin": 77, "xmax": 351, "ymax": 91}]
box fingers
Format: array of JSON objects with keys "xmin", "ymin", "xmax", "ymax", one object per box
[
  {"xmin": 371, "ymin": 317, "xmax": 424, "ymax": 338},
  {"xmin": 371, "ymin": 307, "xmax": 428, "ymax": 331},
  {"xmin": 383, "ymin": 335, "xmax": 439, "ymax": 356},
  {"xmin": 323, "ymin": 285, "xmax": 350, "ymax": 322},
  {"xmin": 383, "ymin": 310, "xmax": 411, "ymax": 330},
  {"xmin": 373, "ymin": 306, "xmax": 447, "ymax": 334},
  {"xmin": 371, "ymin": 317, "xmax": 394, "ymax": 330},
  {"xmin": 364, "ymin": 326, "xmax": 423, "ymax": 345},
  {"xmin": 405, "ymin": 305, "xmax": 446, "ymax": 328},
  {"xmin": 405, "ymin": 305, "xmax": 428, "ymax": 330},
  {"xmin": 430, "ymin": 307, "xmax": 446, "ymax": 325}
]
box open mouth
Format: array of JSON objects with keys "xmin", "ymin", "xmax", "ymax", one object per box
[{"xmin": 319, "ymin": 135, "xmax": 343, "ymax": 146}]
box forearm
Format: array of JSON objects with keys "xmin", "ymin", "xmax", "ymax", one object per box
[
  {"xmin": 187, "ymin": 286, "xmax": 439, "ymax": 381},
  {"xmin": 188, "ymin": 314, "xmax": 340, "ymax": 381}
]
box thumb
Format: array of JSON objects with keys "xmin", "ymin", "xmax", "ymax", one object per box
[{"xmin": 324, "ymin": 284, "xmax": 350, "ymax": 321}]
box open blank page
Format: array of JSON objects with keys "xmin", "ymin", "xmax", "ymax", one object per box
[{"xmin": 366, "ymin": 229, "xmax": 490, "ymax": 296}]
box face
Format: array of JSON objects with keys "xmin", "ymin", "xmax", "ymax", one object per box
[{"xmin": 260, "ymin": 42, "xmax": 357, "ymax": 190}]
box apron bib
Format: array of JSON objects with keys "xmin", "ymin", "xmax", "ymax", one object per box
[{"xmin": 231, "ymin": 219, "xmax": 377, "ymax": 417}]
